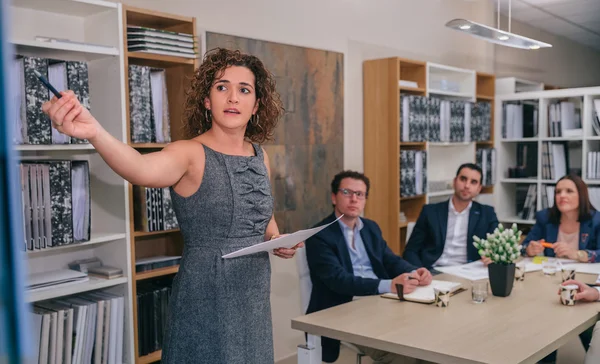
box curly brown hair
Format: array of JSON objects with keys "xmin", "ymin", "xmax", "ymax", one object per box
[{"xmin": 183, "ymin": 47, "xmax": 283, "ymax": 143}]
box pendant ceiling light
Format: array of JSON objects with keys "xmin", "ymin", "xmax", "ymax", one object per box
[{"xmin": 445, "ymin": 0, "xmax": 552, "ymax": 50}]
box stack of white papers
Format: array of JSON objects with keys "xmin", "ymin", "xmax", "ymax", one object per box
[
  {"xmin": 435, "ymin": 261, "xmax": 489, "ymax": 281},
  {"xmin": 27, "ymin": 269, "xmax": 88, "ymax": 292},
  {"xmin": 222, "ymin": 215, "xmax": 342, "ymax": 259}
]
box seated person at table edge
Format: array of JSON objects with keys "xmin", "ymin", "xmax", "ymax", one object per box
[
  {"xmin": 403, "ymin": 163, "xmax": 499, "ymax": 270},
  {"xmin": 305, "ymin": 170, "xmax": 432, "ymax": 363},
  {"xmin": 522, "ymin": 174, "xmax": 600, "ymax": 262}
]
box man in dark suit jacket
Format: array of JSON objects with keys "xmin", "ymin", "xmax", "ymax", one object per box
[
  {"xmin": 305, "ymin": 170, "xmax": 432, "ymax": 363},
  {"xmin": 403, "ymin": 163, "xmax": 499, "ymax": 270}
]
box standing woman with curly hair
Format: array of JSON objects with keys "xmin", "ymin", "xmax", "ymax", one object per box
[{"xmin": 42, "ymin": 47, "xmax": 301, "ymax": 363}]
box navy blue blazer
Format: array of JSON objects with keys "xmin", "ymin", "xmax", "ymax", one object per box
[
  {"xmin": 305, "ymin": 213, "xmax": 417, "ymax": 363},
  {"xmin": 403, "ymin": 200, "xmax": 499, "ymax": 269},
  {"xmin": 521, "ymin": 209, "xmax": 600, "ymax": 260}
]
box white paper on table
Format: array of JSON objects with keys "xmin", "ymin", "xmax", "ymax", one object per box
[
  {"xmin": 222, "ymin": 215, "xmax": 343, "ymax": 259},
  {"xmin": 435, "ymin": 261, "xmax": 489, "ymax": 281},
  {"xmin": 520, "ymin": 257, "xmax": 600, "ymax": 274}
]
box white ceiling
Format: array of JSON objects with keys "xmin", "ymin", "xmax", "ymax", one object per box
[{"xmin": 496, "ymin": 0, "xmax": 600, "ymax": 50}]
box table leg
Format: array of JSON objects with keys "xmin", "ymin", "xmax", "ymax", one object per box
[{"xmin": 297, "ymin": 334, "xmax": 322, "ymax": 364}]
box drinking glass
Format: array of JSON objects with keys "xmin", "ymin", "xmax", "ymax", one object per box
[
  {"xmin": 542, "ymin": 258, "xmax": 557, "ymax": 276},
  {"xmin": 472, "ymin": 281, "xmax": 488, "ymax": 303}
]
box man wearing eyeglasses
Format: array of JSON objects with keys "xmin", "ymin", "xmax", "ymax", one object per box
[
  {"xmin": 403, "ymin": 163, "xmax": 499, "ymax": 271},
  {"xmin": 305, "ymin": 170, "xmax": 432, "ymax": 364}
]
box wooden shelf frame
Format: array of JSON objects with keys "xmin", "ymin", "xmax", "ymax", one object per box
[
  {"xmin": 363, "ymin": 57, "xmax": 496, "ymax": 255},
  {"xmin": 121, "ymin": 5, "xmax": 199, "ymax": 363}
]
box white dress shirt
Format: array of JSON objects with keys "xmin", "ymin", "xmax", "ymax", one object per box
[
  {"xmin": 336, "ymin": 216, "xmax": 393, "ymax": 293},
  {"xmin": 434, "ymin": 199, "xmax": 472, "ymax": 267}
]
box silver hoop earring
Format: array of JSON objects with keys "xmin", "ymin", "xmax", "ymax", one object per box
[
  {"xmin": 252, "ymin": 114, "xmax": 259, "ymax": 127},
  {"xmin": 205, "ymin": 109, "xmax": 211, "ymax": 122}
]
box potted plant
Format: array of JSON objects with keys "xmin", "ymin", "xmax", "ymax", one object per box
[{"xmin": 473, "ymin": 223, "xmax": 523, "ymax": 297}]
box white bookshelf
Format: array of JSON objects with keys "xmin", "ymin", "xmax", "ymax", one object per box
[
  {"xmin": 496, "ymin": 77, "xmax": 545, "ymax": 95},
  {"xmin": 426, "ymin": 62, "xmax": 476, "ymax": 101},
  {"xmin": 494, "ymin": 85, "xmax": 600, "ymax": 227},
  {"xmin": 9, "ymin": 0, "xmax": 134, "ymax": 363}
]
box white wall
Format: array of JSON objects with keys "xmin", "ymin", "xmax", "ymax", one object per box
[
  {"xmin": 112, "ymin": 0, "xmax": 600, "ymax": 361},
  {"xmin": 495, "ymin": 15, "xmax": 600, "ymax": 88}
]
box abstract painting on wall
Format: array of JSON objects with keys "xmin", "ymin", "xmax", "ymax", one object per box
[{"xmin": 206, "ymin": 33, "xmax": 344, "ymax": 232}]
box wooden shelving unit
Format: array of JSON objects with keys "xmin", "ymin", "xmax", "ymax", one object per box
[
  {"xmin": 121, "ymin": 5, "xmax": 199, "ymax": 363},
  {"xmin": 135, "ymin": 265, "xmax": 180, "ymax": 281},
  {"xmin": 138, "ymin": 349, "xmax": 162, "ymax": 364},
  {"xmin": 363, "ymin": 57, "xmax": 495, "ymax": 255}
]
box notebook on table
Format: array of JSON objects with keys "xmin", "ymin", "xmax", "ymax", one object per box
[{"xmin": 381, "ymin": 280, "xmax": 463, "ymax": 304}]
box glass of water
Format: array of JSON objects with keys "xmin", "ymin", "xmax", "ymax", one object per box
[
  {"xmin": 472, "ymin": 281, "xmax": 488, "ymax": 304},
  {"xmin": 542, "ymin": 258, "xmax": 558, "ymax": 276}
]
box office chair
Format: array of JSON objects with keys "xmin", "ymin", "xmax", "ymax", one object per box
[{"xmin": 296, "ymin": 247, "xmax": 365, "ymax": 364}]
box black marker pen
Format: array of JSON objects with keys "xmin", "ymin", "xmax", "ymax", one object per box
[{"xmin": 33, "ymin": 70, "xmax": 62, "ymax": 99}]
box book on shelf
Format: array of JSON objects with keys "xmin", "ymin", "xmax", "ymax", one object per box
[
  {"xmin": 128, "ymin": 65, "xmax": 171, "ymax": 143},
  {"xmin": 516, "ymin": 184, "xmax": 537, "ymax": 221},
  {"xmin": 12, "ymin": 56, "xmax": 91, "ymax": 145},
  {"xmin": 541, "ymin": 142, "xmax": 569, "ymax": 181},
  {"xmin": 592, "ymin": 100, "xmax": 600, "ymax": 136},
  {"xmin": 400, "ymin": 95, "xmax": 491, "ymax": 143},
  {"xmin": 541, "ymin": 184, "xmax": 555, "ymax": 209},
  {"xmin": 132, "ymin": 186, "xmax": 178, "ymax": 233},
  {"xmin": 400, "ymin": 150, "xmax": 427, "ymax": 197},
  {"xmin": 587, "ymin": 151, "xmax": 600, "ymax": 180},
  {"xmin": 18, "ymin": 160, "xmax": 91, "ymax": 251},
  {"xmin": 127, "ymin": 25, "xmax": 197, "ymax": 59},
  {"xmin": 31, "ymin": 291, "xmax": 126, "ymax": 364},
  {"xmin": 135, "ymin": 256, "xmax": 181, "ymax": 273},
  {"xmin": 508, "ymin": 143, "xmax": 538, "ymax": 178},
  {"xmin": 548, "ymin": 101, "xmax": 582, "ymax": 138},
  {"xmin": 136, "ymin": 276, "xmax": 173, "ymax": 357},
  {"xmin": 502, "ymin": 101, "xmax": 538, "ymax": 139},
  {"xmin": 476, "ymin": 148, "xmax": 496, "ymax": 187}
]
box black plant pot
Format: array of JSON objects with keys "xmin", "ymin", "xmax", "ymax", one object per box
[{"xmin": 488, "ymin": 263, "xmax": 516, "ymax": 297}]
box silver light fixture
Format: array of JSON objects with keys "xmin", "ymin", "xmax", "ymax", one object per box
[{"xmin": 445, "ymin": 0, "xmax": 552, "ymax": 50}]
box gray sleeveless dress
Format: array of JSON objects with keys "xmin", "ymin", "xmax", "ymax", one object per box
[{"xmin": 161, "ymin": 143, "xmax": 274, "ymax": 363}]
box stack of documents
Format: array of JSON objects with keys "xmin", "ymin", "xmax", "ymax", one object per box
[
  {"xmin": 127, "ymin": 26, "xmax": 197, "ymax": 58},
  {"xmin": 27, "ymin": 269, "xmax": 88, "ymax": 292},
  {"xmin": 435, "ymin": 261, "xmax": 489, "ymax": 281}
]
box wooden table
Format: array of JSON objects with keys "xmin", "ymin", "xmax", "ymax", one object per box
[{"xmin": 292, "ymin": 272, "xmax": 600, "ymax": 364}]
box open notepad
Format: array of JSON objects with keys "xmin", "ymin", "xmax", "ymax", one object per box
[{"xmin": 381, "ymin": 280, "xmax": 463, "ymax": 304}]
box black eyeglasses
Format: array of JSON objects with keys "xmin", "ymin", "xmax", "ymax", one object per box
[{"xmin": 338, "ymin": 188, "xmax": 367, "ymax": 199}]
